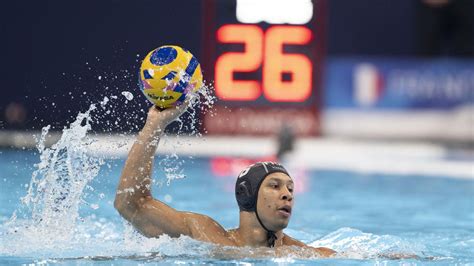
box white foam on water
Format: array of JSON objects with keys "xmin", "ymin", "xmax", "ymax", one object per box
[{"xmin": 310, "ymin": 227, "xmax": 425, "ymax": 259}]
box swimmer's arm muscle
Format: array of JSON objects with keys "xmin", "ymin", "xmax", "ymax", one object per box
[{"xmin": 131, "ymin": 202, "xmax": 229, "ymax": 242}]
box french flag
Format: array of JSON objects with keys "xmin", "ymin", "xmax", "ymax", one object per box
[{"xmin": 353, "ymin": 63, "xmax": 384, "ymax": 107}]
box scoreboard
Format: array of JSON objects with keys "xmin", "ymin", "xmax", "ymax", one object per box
[{"xmin": 201, "ymin": 0, "xmax": 326, "ymax": 136}]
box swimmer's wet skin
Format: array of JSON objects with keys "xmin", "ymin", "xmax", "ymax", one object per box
[{"xmin": 114, "ymin": 104, "xmax": 335, "ymax": 258}]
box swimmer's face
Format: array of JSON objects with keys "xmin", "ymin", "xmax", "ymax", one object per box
[{"xmin": 256, "ymin": 172, "xmax": 294, "ymax": 231}]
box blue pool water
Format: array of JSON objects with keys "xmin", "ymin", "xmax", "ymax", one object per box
[{"xmin": 1, "ymin": 145, "xmax": 473, "ymax": 265}]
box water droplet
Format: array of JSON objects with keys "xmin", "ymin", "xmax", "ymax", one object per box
[
  {"xmin": 164, "ymin": 194, "xmax": 173, "ymax": 203},
  {"xmin": 121, "ymin": 91, "xmax": 134, "ymax": 101}
]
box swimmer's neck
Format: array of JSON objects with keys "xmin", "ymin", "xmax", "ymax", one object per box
[{"xmin": 231, "ymin": 212, "xmax": 284, "ymax": 247}]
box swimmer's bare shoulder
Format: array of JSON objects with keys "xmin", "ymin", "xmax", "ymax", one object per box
[{"xmin": 282, "ymin": 234, "xmax": 336, "ymax": 257}]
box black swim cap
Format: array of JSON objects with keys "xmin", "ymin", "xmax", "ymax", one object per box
[
  {"xmin": 235, "ymin": 162, "xmax": 291, "ymax": 247},
  {"xmin": 235, "ymin": 162, "xmax": 290, "ymax": 212}
]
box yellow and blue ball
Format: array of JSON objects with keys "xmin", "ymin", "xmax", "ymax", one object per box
[{"xmin": 138, "ymin": 45, "xmax": 203, "ymax": 109}]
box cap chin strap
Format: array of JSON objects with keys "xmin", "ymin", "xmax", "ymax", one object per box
[{"xmin": 255, "ymin": 209, "xmax": 277, "ymax": 248}]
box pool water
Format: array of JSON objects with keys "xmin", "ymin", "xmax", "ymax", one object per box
[{"xmin": 0, "ymin": 145, "xmax": 473, "ymax": 265}]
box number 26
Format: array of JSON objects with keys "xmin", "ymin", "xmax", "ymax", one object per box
[{"xmin": 215, "ymin": 24, "xmax": 313, "ymax": 102}]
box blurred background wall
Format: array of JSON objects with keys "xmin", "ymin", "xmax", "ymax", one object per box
[{"xmin": 0, "ymin": 0, "xmax": 472, "ymax": 142}]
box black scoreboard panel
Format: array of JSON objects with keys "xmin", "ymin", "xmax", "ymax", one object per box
[{"xmin": 201, "ymin": 0, "xmax": 326, "ymax": 136}]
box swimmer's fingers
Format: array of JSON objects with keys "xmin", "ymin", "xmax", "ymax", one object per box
[
  {"xmin": 159, "ymin": 102, "xmax": 189, "ymax": 122},
  {"xmin": 157, "ymin": 93, "xmax": 194, "ymax": 119},
  {"xmin": 146, "ymin": 101, "xmax": 190, "ymax": 130}
]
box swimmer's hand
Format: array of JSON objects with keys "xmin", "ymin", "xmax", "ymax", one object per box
[{"xmin": 142, "ymin": 103, "xmax": 189, "ymax": 136}]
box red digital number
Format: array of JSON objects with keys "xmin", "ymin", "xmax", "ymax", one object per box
[
  {"xmin": 215, "ymin": 25, "xmax": 263, "ymax": 101},
  {"xmin": 263, "ymin": 26, "xmax": 312, "ymax": 102},
  {"xmin": 215, "ymin": 24, "xmax": 313, "ymax": 102}
]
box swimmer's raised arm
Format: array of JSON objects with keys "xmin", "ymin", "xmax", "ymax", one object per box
[{"xmin": 114, "ymin": 105, "xmax": 228, "ymax": 240}]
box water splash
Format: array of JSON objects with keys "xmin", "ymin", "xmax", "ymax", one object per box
[
  {"xmin": 196, "ymin": 81, "xmax": 216, "ymax": 112},
  {"xmin": 1, "ymin": 104, "xmax": 105, "ymax": 255},
  {"xmin": 0, "ymin": 98, "xmax": 196, "ymax": 258},
  {"xmin": 155, "ymin": 83, "xmax": 216, "ymax": 184},
  {"xmin": 0, "ymin": 78, "xmax": 218, "ymax": 259},
  {"xmin": 158, "ymin": 152, "xmax": 186, "ymax": 185},
  {"xmin": 310, "ymin": 227, "xmax": 425, "ymax": 259}
]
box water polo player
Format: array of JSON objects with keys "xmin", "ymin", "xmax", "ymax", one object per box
[{"xmin": 114, "ymin": 105, "xmax": 335, "ymax": 257}]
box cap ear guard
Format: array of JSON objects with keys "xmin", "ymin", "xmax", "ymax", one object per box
[
  {"xmin": 236, "ymin": 179, "xmax": 256, "ymax": 211},
  {"xmin": 237, "ymin": 180, "xmax": 251, "ymax": 197}
]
